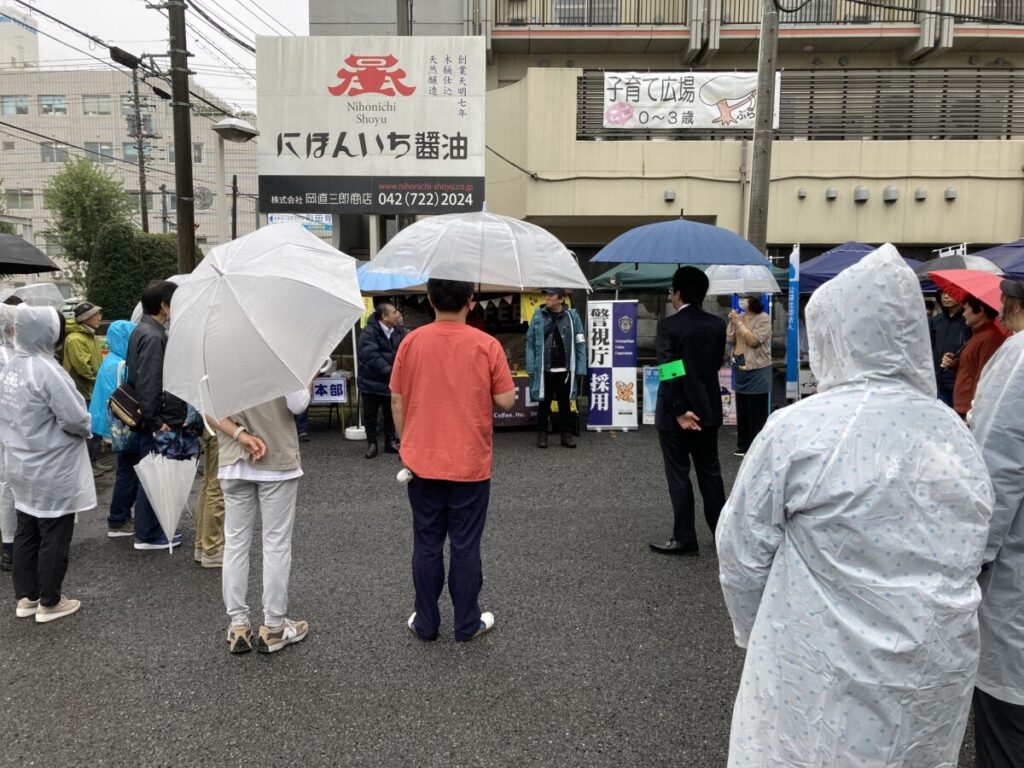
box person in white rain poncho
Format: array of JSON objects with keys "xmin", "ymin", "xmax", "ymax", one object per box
[
  {"xmin": 716, "ymin": 245, "xmax": 994, "ymax": 767},
  {"xmin": 969, "ymin": 278, "xmax": 1024, "ymax": 768},
  {"xmin": 0, "ymin": 306, "xmax": 95, "ymax": 623},
  {"xmin": 1, "ymin": 299, "xmax": 22, "ymax": 571}
]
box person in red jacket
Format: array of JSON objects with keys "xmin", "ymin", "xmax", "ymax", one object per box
[{"xmin": 946, "ymin": 295, "xmax": 1005, "ymax": 418}]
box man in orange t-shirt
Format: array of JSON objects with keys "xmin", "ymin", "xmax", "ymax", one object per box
[{"xmin": 390, "ymin": 278, "xmax": 515, "ymax": 643}]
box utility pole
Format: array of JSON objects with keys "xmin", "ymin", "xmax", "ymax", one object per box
[
  {"xmin": 746, "ymin": 0, "xmax": 779, "ymax": 255},
  {"xmin": 168, "ymin": 0, "xmax": 196, "ymax": 272},
  {"xmin": 231, "ymin": 174, "xmax": 238, "ymax": 240},
  {"xmin": 397, "ymin": 0, "xmax": 411, "ymax": 35},
  {"xmin": 131, "ymin": 67, "xmax": 150, "ymax": 232},
  {"xmin": 159, "ymin": 184, "xmax": 168, "ymax": 233}
]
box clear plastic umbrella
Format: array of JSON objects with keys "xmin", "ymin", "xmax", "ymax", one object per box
[
  {"xmin": 359, "ymin": 211, "xmax": 590, "ymax": 292},
  {"xmin": 163, "ymin": 222, "xmax": 364, "ymax": 420},
  {"xmin": 133, "ymin": 454, "xmax": 198, "ymax": 553},
  {"xmin": 706, "ymin": 264, "xmax": 781, "ymax": 295}
]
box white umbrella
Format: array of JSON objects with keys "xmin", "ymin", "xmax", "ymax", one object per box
[
  {"xmin": 705, "ymin": 264, "xmax": 781, "ymax": 296},
  {"xmin": 360, "ymin": 211, "xmax": 591, "ymax": 292},
  {"xmin": 134, "ymin": 454, "xmax": 198, "ymax": 553},
  {"xmin": 130, "ymin": 274, "xmax": 189, "ymax": 324},
  {"xmin": 163, "ymin": 222, "xmax": 364, "ymax": 420}
]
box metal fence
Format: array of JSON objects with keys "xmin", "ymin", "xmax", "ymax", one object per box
[
  {"xmin": 577, "ymin": 69, "xmax": 1024, "ymax": 140},
  {"xmin": 493, "ymin": 0, "xmax": 1024, "ymax": 25},
  {"xmin": 494, "ymin": 0, "xmax": 688, "ymax": 26}
]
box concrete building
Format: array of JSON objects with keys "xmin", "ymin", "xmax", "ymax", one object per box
[
  {"xmin": 0, "ymin": 9, "xmax": 259, "ymax": 287},
  {"xmin": 309, "ymin": 0, "xmax": 1024, "ymax": 260}
]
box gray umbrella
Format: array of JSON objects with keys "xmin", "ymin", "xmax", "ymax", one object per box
[
  {"xmin": 0, "ymin": 233, "xmax": 59, "ymax": 274},
  {"xmin": 913, "ymin": 253, "xmax": 1004, "ymax": 277}
]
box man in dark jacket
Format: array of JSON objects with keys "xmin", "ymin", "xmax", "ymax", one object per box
[
  {"xmin": 651, "ymin": 267, "xmax": 728, "ymax": 556},
  {"xmin": 127, "ymin": 280, "xmax": 188, "ymax": 549},
  {"xmin": 358, "ymin": 302, "xmax": 407, "ymax": 459},
  {"xmin": 930, "ymin": 291, "xmax": 969, "ymax": 407}
]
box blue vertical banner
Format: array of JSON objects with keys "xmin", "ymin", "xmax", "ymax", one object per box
[
  {"xmin": 587, "ymin": 300, "xmax": 638, "ymax": 431},
  {"xmin": 785, "ymin": 245, "xmax": 801, "ymax": 401}
]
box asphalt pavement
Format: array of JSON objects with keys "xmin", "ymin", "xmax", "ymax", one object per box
[{"xmin": 0, "ymin": 423, "xmax": 976, "ymax": 767}]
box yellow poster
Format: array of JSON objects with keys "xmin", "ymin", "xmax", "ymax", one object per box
[
  {"xmin": 360, "ymin": 297, "xmax": 375, "ymax": 328},
  {"xmin": 520, "ymin": 293, "xmax": 572, "ymax": 325}
]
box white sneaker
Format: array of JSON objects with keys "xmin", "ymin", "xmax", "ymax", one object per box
[
  {"xmin": 16, "ymin": 598, "xmax": 39, "ymax": 618},
  {"xmin": 255, "ymin": 618, "xmax": 309, "ymax": 653},
  {"xmin": 458, "ymin": 611, "xmax": 495, "ymax": 642},
  {"xmin": 35, "ymin": 595, "xmax": 81, "ymax": 624}
]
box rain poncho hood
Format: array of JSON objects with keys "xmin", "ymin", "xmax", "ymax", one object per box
[
  {"xmin": 0, "ymin": 306, "xmax": 95, "ymax": 517},
  {"xmin": 89, "ymin": 320, "xmax": 135, "ymax": 439},
  {"xmin": 971, "ymin": 329, "xmax": 1024, "ymax": 705},
  {"xmin": 0, "ymin": 303, "xmax": 16, "ymax": 366},
  {"xmin": 716, "ymin": 245, "xmax": 993, "ymax": 767}
]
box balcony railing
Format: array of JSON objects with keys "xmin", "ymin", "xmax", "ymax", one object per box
[
  {"xmin": 492, "ymin": 0, "xmax": 1024, "ymax": 27},
  {"xmin": 494, "ymin": 0, "xmax": 688, "ymax": 26},
  {"xmin": 722, "ymin": 0, "xmax": 918, "ymax": 24},
  {"xmin": 952, "ymin": 0, "xmax": 1024, "ymax": 23}
]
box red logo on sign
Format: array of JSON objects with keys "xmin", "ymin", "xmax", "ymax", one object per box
[{"xmin": 327, "ymin": 55, "xmax": 416, "ymax": 97}]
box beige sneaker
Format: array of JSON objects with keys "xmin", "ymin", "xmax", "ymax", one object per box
[
  {"xmin": 256, "ymin": 619, "xmax": 309, "ymax": 654},
  {"xmin": 16, "ymin": 598, "xmax": 39, "ymax": 618},
  {"xmin": 226, "ymin": 625, "xmax": 252, "ymax": 654},
  {"xmin": 35, "ymin": 595, "xmax": 81, "ymax": 624},
  {"xmin": 201, "ymin": 550, "xmax": 224, "ymax": 569}
]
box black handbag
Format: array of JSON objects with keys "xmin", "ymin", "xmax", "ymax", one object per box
[{"xmin": 109, "ymin": 380, "xmax": 143, "ymax": 431}]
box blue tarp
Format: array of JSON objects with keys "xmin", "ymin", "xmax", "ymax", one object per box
[
  {"xmin": 800, "ymin": 242, "xmax": 921, "ymax": 293},
  {"xmin": 971, "ymin": 239, "xmax": 1024, "ymax": 279}
]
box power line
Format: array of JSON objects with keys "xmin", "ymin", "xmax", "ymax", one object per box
[
  {"xmin": 240, "ymin": 0, "xmax": 296, "ymax": 35},
  {"xmin": 202, "ymin": 0, "xmax": 264, "ymax": 41},
  {"xmin": 187, "ymin": 0, "xmax": 257, "ymax": 54}
]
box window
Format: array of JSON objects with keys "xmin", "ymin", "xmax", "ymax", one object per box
[
  {"xmin": 192, "ymin": 142, "xmax": 204, "ymax": 163},
  {"xmin": 4, "ymin": 189, "xmax": 34, "ymax": 209},
  {"xmin": 82, "ymin": 94, "xmax": 112, "ymax": 115},
  {"xmin": 40, "ymin": 142, "xmax": 69, "ymax": 162},
  {"xmin": 84, "ymin": 141, "xmax": 114, "ymax": 163},
  {"xmin": 2, "ymin": 141, "xmax": 14, "ymax": 151},
  {"xmin": 126, "ymin": 190, "xmax": 154, "ymax": 210},
  {"xmin": 141, "ymin": 113, "xmax": 155, "ymax": 135},
  {"xmin": 1, "ymin": 95, "xmax": 29, "ymax": 115},
  {"xmin": 554, "ymin": 0, "xmax": 619, "ymax": 24},
  {"xmin": 123, "ymin": 142, "xmax": 153, "ymax": 162},
  {"xmin": 38, "ymin": 95, "xmax": 68, "ymax": 115}
]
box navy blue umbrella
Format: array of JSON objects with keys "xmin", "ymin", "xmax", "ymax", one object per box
[
  {"xmin": 800, "ymin": 242, "xmax": 921, "ymax": 293},
  {"xmin": 591, "ymin": 219, "xmax": 771, "ymax": 267},
  {"xmin": 970, "ymin": 239, "xmax": 1024, "ymax": 279}
]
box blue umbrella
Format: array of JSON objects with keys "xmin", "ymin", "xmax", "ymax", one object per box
[
  {"xmin": 591, "ymin": 219, "xmax": 771, "ymax": 267},
  {"xmin": 800, "ymin": 242, "xmax": 921, "ymax": 293},
  {"xmin": 970, "ymin": 238, "xmax": 1024, "ymax": 279}
]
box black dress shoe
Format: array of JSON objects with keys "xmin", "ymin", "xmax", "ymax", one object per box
[
  {"xmin": 560, "ymin": 432, "xmax": 576, "ymax": 448},
  {"xmin": 649, "ymin": 540, "xmax": 699, "ymax": 556},
  {"xmin": 536, "ymin": 432, "xmax": 548, "ymax": 449},
  {"xmin": 364, "ymin": 442, "xmax": 378, "ymax": 459},
  {"xmin": 384, "ymin": 439, "xmax": 400, "ymax": 454}
]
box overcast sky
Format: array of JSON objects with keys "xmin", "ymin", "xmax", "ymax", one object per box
[{"xmin": 8, "ymin": 0, "xmax": 309, "ymax": 111}]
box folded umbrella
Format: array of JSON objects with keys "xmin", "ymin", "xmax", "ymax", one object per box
[
  {"xmin": 163, "ymin": 222, "xmax": 364, "ymax": 420},
  {"xmin": 359, "ymin": 211, "xmax": 590, "ymax": 292},
  {"xmin": 133, "ymin": 454, "xmax": 198, "ymax": 553}
]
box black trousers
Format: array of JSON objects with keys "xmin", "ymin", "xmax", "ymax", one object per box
[
  {"xmin": 736, "ymin": 392, "xmax": 770, "ymax": 452},
  {"xmin": 12, "ymin": 511, "xmax": 75, "ymax": 607},
  {"xmin": 658, "ymin": 425, "xmax": 726, "ymax": 548},
  {"xmin": 974, "ymin": 688, "xmax": 1024, "ymax": 768},
  {"xmin": 362, "ymin": 392, "xmax": 395, "ymax": 443},
  {"xmin": 537, "ymin": 370, "xmax": 572, "ymax": 434}
]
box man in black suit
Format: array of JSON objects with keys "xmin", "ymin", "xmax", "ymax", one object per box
[{"xmin": 651, "ymin": 267, "xmax": 728, "ymax": 556}]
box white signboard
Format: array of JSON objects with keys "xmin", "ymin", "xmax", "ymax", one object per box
[
  {"xmin": 257, "ymin": 36, "xmax": 485, "ymax": 215},
  {"xmin": 312, "ymin": 377, "xmax": 348, "ymax": 404},
  {"xmin": 603, "ymin": 71, "xmax": 780, "ymax": 130},
  {"xmin": 267, "ymin": 213, "xmax": 333, "ymax": 235}
]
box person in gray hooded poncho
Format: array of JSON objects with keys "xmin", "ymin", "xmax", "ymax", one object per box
[
  {"xmin": 0, "ymin": 306, "xmax": 95, "ymax": 623},
  {"xmin": 716, "ymin": 244, "xmax": 994, "ymax": 767}
]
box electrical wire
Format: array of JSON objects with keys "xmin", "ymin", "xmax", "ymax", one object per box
[
  {"xmin": 240, "ymin": 0, "xmax": 297, "ymax": 35},
  {"xmin": 187, "ymin": 0, "xmax": 257, "ymax": 54},
  {"xmin": 202, "ymin": 0, "xmax": 264, "ymax": 41}
]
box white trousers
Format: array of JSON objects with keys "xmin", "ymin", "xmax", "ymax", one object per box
[
  {"xmin": 221, "ymin": 477, "xmax": 298, "ymax": 629},
  {"xmin": 0, "ymin": 448, "xmax": 15, "ymax": 544}
]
